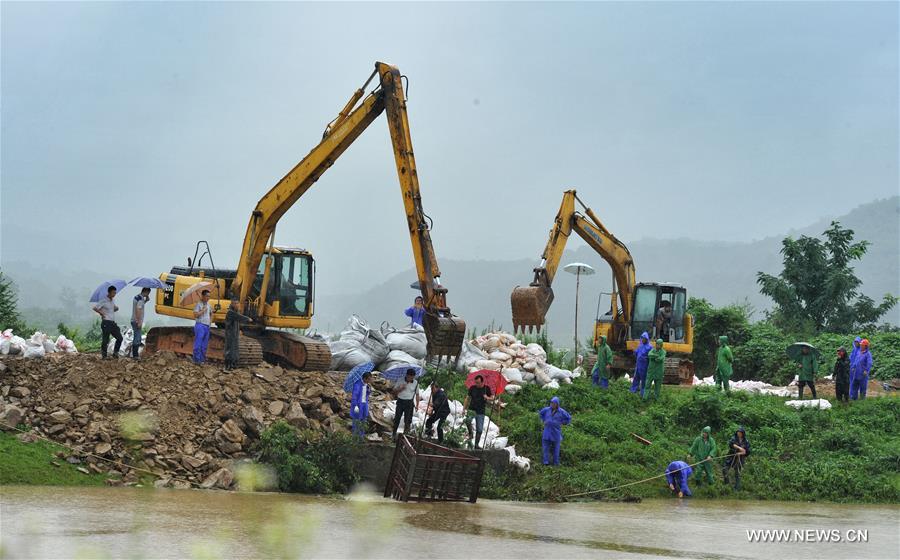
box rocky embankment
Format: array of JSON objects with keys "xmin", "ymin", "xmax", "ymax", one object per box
[{"xmin": 0, "ymin": 353, "xmax": 396, "ymax": 489}]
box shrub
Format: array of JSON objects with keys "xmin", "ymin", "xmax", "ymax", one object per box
[{"xmin": 256, "ymin": 422, "xmax": 359, "ymax": 494}]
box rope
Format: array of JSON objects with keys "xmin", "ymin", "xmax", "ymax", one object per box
[
  {"xmin": 562, "ymin": 451, "xmax": 744, "ymax": 499},
  {"xmin": 5, "ymin": 423, "xmax": 193, "ymax": 487}
]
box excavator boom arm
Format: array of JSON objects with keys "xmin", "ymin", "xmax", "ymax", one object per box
[
  {"xmin": 512, "ymin": 189, "xmax": 635, "ymax": 332},
  {"xmin": 229, "ymin": 62, "xmax": 463, "ymax": 358}
]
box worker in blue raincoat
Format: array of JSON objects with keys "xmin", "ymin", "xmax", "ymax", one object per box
[
  {"xmin": 538, "ymin": 396, "xmax": 571, "ymax": 466},
  {"xmin": 665, "ymin": 460, "xmax": 693, "ymax": 497},
  {"xmin": 630, "ymin": 332, "xmax": 652, "ymax": 396},
  {"xmin": 850, "ymin": 339, "xmax": 873, "ymax": 400},
  {"xmin": 849, "ymin": 336, "xmax": 862, "ymax": 365},
  {"xmin": 350, "ymin": 372, "xmax": 373, "ymax": 440}
]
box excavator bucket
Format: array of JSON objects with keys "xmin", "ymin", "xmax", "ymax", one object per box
[
  {"xmin": 511, "ymin": 285, "xmax": 555, "ymax": 333},
  {"xmin": 423, "ymin": 313, "xmax": 466, "ymax": 363}
]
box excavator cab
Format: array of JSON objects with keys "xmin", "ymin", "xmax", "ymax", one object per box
[
  {"xmin": 248, "ymin": 247, "xmax": 315, "ymax": 324},
  {"xmin": 630, "ymin": 283, "xmax": 688, "ymax": 343}
]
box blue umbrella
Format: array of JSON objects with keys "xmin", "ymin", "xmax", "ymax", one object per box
[
  {"xmin": 343, "ymin": 362, "xmax": 375, "ymax": 392},
  {"xmin": 129, "ymin": 277, "xmax": 166, "ymax": 290},
  {"xmin": 89, "ymin": 280, "xmax": 128, "ymax": 303},
  {"xmin": 381, "ymin": 364, "xmax": 424, "ymax": 382}
]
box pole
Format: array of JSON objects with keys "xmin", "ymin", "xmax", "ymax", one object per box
[{"xmin": 574, "ymin": 269, "xmax": 580, "ymax": 357}]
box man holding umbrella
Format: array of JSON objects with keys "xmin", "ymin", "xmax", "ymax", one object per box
[
  {"xmin": 93, "ymin": 285, "xmax": 123, "ymax": 359},
  {"xmin": 789, "ymin": 343, "xmax": 819, "ymax": 399},
  {"xmin": 463, "ymin": 374, "xmax": 495, "ymax": 449}
]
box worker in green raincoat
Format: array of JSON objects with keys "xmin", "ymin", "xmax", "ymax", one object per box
[
  {"xmin": 689, "ymin": 426, "xmax": 717, "ymax": 485},
  {"xmin": 795, "ymin": 345, "xmax": 818, "ymax": 399},
  {"xmin": 715, "ymin": 335, "xmax": 734, "ymax": 394},
  {"xmin": 592, "ymin": 335, "xmax": 614, "ymax": 389},
  {"xmin": 643, "ymin": 339, "xmax": 666, "ymax": 401}
]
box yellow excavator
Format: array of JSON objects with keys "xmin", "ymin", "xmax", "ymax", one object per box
[
  {"xmin": 145, "ymin": 61, "xmax": 466, "ymax": 369},
  {"xmin": 510, "ymin": 189, "xmax": 694, "ymax": 383}
]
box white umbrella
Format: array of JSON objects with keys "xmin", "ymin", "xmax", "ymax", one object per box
[
  {"xmin": 563, "ymin": 263, "xmax": 595, "ymax": 356},
  {"xmin": 179, "ymin": 281, "xmax": 213, "ymax": 306}
]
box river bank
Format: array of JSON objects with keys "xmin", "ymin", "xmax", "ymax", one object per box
[{"xmin": 1, "ymin": 353, "xmax": 897, "ymax": 504}]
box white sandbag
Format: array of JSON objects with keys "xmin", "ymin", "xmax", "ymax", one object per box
[
  {"xmin": 546, "ymin": 364, "xmax": 573, "ymax": 381},
  {"xmin": 383, "ymin": 323, "xmax": 427, "ymax": 360},
  {"xmin": 525, "ymin": 343, "xmax": 547, "ymax": 360},
  {"xmin": 504, "ymin": 384, "xmax": 522, "ymax": 395},
  {"xmin": 454, "ymin": 341, "xmax": 489, "ymax": 373},
  {"xmin": 474, "ymin": 360, "xmax": 501, "ymax": 371},
  {"xmin": 23, "ymin": 343, "xmax": 45, "ymax": 359},
  {"xmin": 490, "ymin": 436, "xmax": 508, "ymax": 450},
  {"xmin": 511, "ymin": 455, "xmax": 531, "ymax": 472},
  {"xmin": 522, "ymin": 372, "xmax": 535, "ymax": 383},
  {"xmin": 5, "ymin": 334, "xmax": 25, "ymax": 356},
  {"xmin": 339, "ymin": 315, "xmax": 390, "ymax": 364},
  {"xmin": 499, "ymin": 333, "xmax": 517, "ymax": 346},
  {"xmin": 55, "ymin": 335, "xmax": 78, "ymax": 354},
  {"xmin": 542, "ymin": 379, "xmax": 560, "ymax": 390},
  {"xmin": 379, "ymin": 349, "xmax": 422, "ymax": 372},
  {"xmin": 106, "ymin": 326, "xmax": 135, "ymax": 357},
  {"xmin": 522, "ymin": 361, "xmax": 537, "ymax": 372},
  {"xmin": 489, "ymin": 351, "xmax": 512, "ymax": 363},
  {"xmin": 533, "ymin": 367, "xmax": 552, "ymax": 386},
  {"xmin": 562, "ymin": 377, "xmax": 573, "ymax": 384},
  {"xmin": 785, "ymin": 399, "xmax": 832, "ymax": 410},
  {"xmin": 501, "ymin": 368, "xmax": 524, "ymax": 384},
  {"xmin": 42, "ymin": 338, "xmax": 58, "ymax": 354},
  {"xmin": 571, "ymin": 366, "xmax": 584, "ymax": 379},
  {"xmin": 0, "ymin": 329, "xmax": 11, "ymax": 355},
  {"xmin": 479, "ymin": 337, "xmax": 501, "ymax": 351},
  {"xmin": 329, "ymin": 340, "xmax": 374, "ymax": 371}
]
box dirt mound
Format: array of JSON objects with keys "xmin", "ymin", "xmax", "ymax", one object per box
[{"xmin": 0, "ymin": 353, "xmax": 395, "ymax": 489}]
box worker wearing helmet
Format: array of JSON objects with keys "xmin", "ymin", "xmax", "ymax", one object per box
[{"xmin": 850, "ymin": 339, "xmax": 873, "ymax": 400}]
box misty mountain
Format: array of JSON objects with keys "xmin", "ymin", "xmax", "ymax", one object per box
[
  {"xmin": 315, "ymin": 196, "xmax": 899, "ymax": 344},
  {"xmin": 3, "ymin": 197, "xmax": 897, "ymax": 342}
]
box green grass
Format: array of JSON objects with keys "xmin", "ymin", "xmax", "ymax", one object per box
[
  {"xmin": 476, "ymin": 376, "xmax": 900, "ymax": 503},
  {"xmin": 0, "ymin": 431, "xmax": 110, "ymax": 486}
]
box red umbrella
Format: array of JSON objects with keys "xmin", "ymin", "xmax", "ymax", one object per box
[{"xmin": 465, "ymin": 369, "xmax": 509, "ymax": 396}]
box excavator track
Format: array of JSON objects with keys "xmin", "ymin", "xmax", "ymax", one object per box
[
  {"xmin": 144, "ymin": 326, "xmax": 263, "ymax": 367},
  {"xmin": 423, "ymin": 314, "xmax": 466, "ymax": 363},
  {"xmin": 511, "ymin": 285, "xmax": 554, "ymax": 333},
  {"xmin": 251, "ymin": 330, "xmax": 332, "ymax": 371},
  {"xmin": 144, "ymin": 327, "xmax": 331, "ymax": 371}
]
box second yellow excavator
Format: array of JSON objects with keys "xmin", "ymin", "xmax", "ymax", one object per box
[
  {"xmin": 511, "ymin": 189, "xmax": 694, "ymax": 383},
  {"xmin": 144, "ymin": 62, "xmax": 466, "ymax": 369}
]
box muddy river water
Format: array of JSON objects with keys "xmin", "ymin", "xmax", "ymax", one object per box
[{"xmin": 1, "ymin": 486, "xmax": 897, "ymax": 559}]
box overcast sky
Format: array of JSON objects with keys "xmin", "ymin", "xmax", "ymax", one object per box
[{"xmin": 2, "ymin": 2, "xmax": 897, "ymax": 297}]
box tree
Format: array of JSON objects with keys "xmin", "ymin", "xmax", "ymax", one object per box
[
  {"xmin": 687, "ymin": 297, "xmax": 752, "ymax": 374},
  {"xmin": 0, "ymin": 271, "xmax": 27, "ymax": 332},
  {"xmin": 757, "ymin": 221, "xmax": 897, "ymax": 334}
]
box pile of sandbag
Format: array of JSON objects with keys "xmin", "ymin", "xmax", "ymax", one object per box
[
  {"xmin": 1, "ymin": 329, "xmax": 78, "ymax": 358},
  {"xmin": 456, "ymin": 331, "xmax": 574, "ymax": 389},
  {"xmin": 785, "ymin": 398, "xmax": 832, "ymax": 410},
  {"xmin": 329, "ymin": 315, "xmax": 391, "ymax": 370},
  {"xmin": 327, "ymin": 316, "xmax": 426, "ymax": 372},
  {"xmin": 381, "ymin": 384, "xmax": 532, "ymax": 471},
  {"xmin": 693, "ymin": 375, "xmax": 794, "ymax": 397}
]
